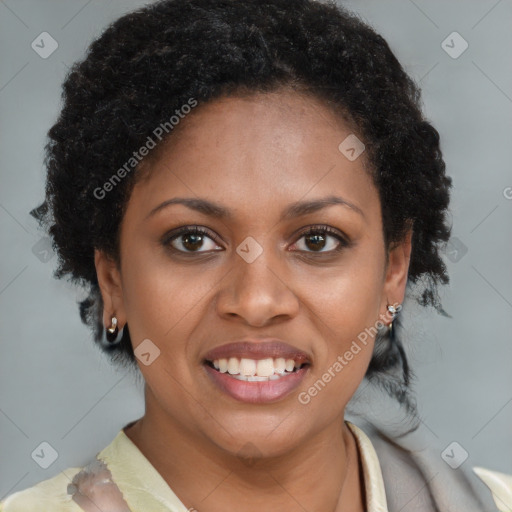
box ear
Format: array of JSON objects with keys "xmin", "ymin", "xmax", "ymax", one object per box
[
  {"xmin": 380, "ymin": 224, "xmax": 413, "ymax": 322},
  {"xmin": 94, "ymin": 249, "xmax": 127, "ymax": 329}
]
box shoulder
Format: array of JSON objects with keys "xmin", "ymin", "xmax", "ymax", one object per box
[
  {"xmin": 0, "ymin": 467, "xmax": 84, "ymax": 512},
  {"xmin": 350, "ymin": 419, "xmax": 512, "ymax": 512},
  {"xmin": 472, "ymin": 466, "xmax": 512, "ymax": 512}
]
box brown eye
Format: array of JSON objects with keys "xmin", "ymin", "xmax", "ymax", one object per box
[
  {"xmin": 292, "ymin": 226, "xmax": 349, "ymax": 253},
  {"xmin": 163, "ymin": 226, "xmax": 223, "ymax": 253}
]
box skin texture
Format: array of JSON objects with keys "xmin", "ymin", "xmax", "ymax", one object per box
[{"xmin": 95, "ymin": 91, "xmax": 412, "ymax": 512}]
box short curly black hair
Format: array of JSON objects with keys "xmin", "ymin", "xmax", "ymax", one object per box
[{"xmin": 31, "ymin": 0, "xmax": 452, "ymax": 415}]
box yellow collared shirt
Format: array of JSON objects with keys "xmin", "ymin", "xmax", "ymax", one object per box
[{"xmin": 1, "ymin": 421, "xmax": 510, "ymax": 512}]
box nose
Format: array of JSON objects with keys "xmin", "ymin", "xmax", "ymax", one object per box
[{"xmin": 215, "ymin": 245, "xmax": 300, "ymax": 327}]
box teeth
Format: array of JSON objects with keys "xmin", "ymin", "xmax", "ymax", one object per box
[
  {"xmin": 218, "ymin": 358, "xmax": 228, "ymax": 373},
  {"xmin": 256, "ymin": 358, "xmax": 274, "ymax": 377},
  {"xmin": 231, "ymin": 374, "xmax": 248, "ymax": 381},
  {"xmin": 227, "ymin": 357, "xmax": 239, "ymax": 375},
  {"xmin": 210, "ymin": 357, "xmax": 305, "ymax": 378},
  {"xmin": 231, "ymin": 375, "xmax": 284, "ymax": 382},
  {"xmin": 231, "ymin": 373, "xmax": 288, "ymax": 382},
  {"xmin": 248, "ymin": 375, "xmax": 270, "ymax": 382},
  {"xmin": 239, "ymin": 358, "xmax": 257, "ymax": 376},
  {"xmin": 274, "ymin": 358, "xmax": 286, "ymax": 374}
]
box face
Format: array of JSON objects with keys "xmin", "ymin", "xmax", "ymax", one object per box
[{"xmin": 95, "ymin": 90, "xmax": 411, "ymax": 458}]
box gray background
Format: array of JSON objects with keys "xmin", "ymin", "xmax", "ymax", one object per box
[{"xmin": 1, "ymin": 0, "xmax": 511, "ymax": 499}]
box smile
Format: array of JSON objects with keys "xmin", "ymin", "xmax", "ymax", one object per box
[
  {"xmin": 203, "ymin": 356, "xmax": 310, "ymax": 403},
  {"xmin": 206, "ymin": 357, "xmax": 306, "ymax": 381}
]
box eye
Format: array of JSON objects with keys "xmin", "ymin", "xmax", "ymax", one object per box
[
  {"xmin": 162, "ymin": 226, "xmax": 223, "ymax": 253},
  {"xmin": 291, "ymin": 225, "xmax": 350, "ymax": 253},
  {"xmin": 162, "ymin": 224, "xmax": 350, "ymax": 255}
]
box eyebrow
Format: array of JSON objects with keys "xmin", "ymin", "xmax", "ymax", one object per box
[{"xmin": 146, "ymin": 195, "xmax": 365, "ymax": 221}]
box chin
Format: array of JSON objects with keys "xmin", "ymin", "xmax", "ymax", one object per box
[{"xmin": 199, "ymin": 410, "xmax": 313, "ymax": 459}]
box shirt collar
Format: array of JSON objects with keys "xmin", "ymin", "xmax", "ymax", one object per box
[
  {"xmin": 97, "ymin": 420, "xmax": 388, "ymax": 511},
  {"xmin": 97, "ymin": 425, "xmax": 190, "ymax": 511},
  {"xmin": 346, "ymin": 420, "xmax": 389, "ymax": 512}
]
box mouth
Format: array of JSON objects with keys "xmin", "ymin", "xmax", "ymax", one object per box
[
  {"xmin": 202, "ymin": 340, "xmax": 311, "ymax": 403},
  {"xmin": 204, "ymin": 357, "xmax": 309, "ymax": 381}
]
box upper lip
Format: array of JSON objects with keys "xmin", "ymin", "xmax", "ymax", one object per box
[{"xmin": 203, "ymin": 339, "xmax": 311, "ymax": 365}]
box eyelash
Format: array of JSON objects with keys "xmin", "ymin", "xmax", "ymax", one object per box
[{"xmin": 162, "ymin": 224, "xmax": 351, "ymax": 256}]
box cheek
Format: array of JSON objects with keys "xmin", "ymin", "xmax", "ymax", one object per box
[
  {"xmin": 297, "ymin": 250, "xmax": 384, "ymax": 388},
  {"xmin": 119, "ymin": 247, "xmax": 213, "ymax": 416},
  {"xmin": 302, "ymin": 252, "xmax": 384, "ymax": 335},
  {"xmin": 297, "ymin": 280, "xmax": 380, "ymax": 414},
  {"xmin": 324, "ymin": 274, "xmax": 382, "ymax": 352},
  {"xmin": 118, "ymin": 243, "xmax": 200, "ymax": 347}
]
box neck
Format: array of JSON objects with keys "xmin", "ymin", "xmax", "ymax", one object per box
[{"xmin": 124, "ymin": 394, "xmax": 365, "ymax": 512}]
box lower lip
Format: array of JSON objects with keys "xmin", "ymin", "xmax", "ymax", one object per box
[{"xmin": 204, "ymin": 364, "xmax": 309, "ymax": 404}]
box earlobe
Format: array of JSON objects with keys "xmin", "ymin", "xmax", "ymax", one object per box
[{"xmin": 94, "ymin": 249, "xmax": 126, "ymax": 329}]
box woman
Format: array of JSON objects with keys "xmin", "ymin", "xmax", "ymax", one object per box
[{"xmin": 1, "ymin": 0, "xmax": 510, "ymax": 510}]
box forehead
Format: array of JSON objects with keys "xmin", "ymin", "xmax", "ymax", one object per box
[{"xmin": 126, "ymin": 91, "xmax": 380, "ymax": 228}]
